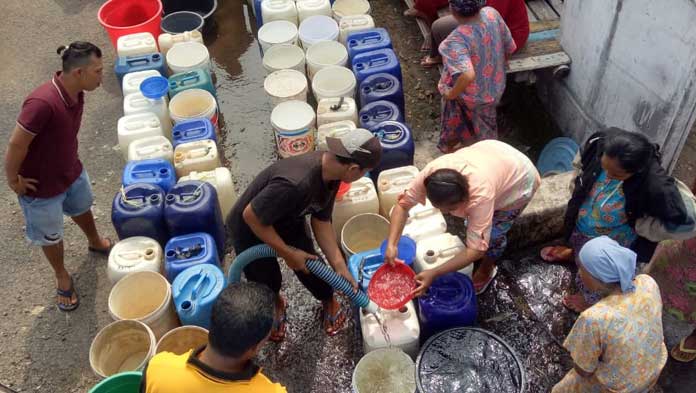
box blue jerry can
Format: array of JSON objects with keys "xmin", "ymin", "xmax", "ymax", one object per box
[
  {"xmin": 114, "ymin": 53, "xmax": 167, "ymax": 86},
  {"xmin": 418, "ymin": 272, "xmax": 477, "ymax": 340},
  {"xmin": 346, "ymin": 28, "xmax": 392, "ymax": 63},
  {"xmin": 359, "ymin": 73, "xmax": 404, "ymax": 114},
  {"xmin": 122, "ymin": 158, "xmax": 176, "ymax": 192},
  {"xmin": 164, "ymin": 232, "xmax": 220, "ymax": 282},
  {"xmin": 351, "ymin": 48, "xmax": 402, "ymax": 86},
  {"xmin": 368, "ymin": 121, "xmax": 415, "ymax": 182},
  {"xmin": 173, "ymin": 264, "xmax": 226, "ymax": 329},
  {"xmin": 171, "ymin": 118, "xmax": 217, "ymax": 149},
  {"xmin": 359, "ymin": 100, "xmax": 404, "ymax": 130},
  {"xmin": 112, "ymin": 183, "xmax": 168, "ymax": 246}
]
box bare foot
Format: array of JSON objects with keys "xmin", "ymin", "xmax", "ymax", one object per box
[
  {"xmin": 420, "ymin": 55, "xmax": 442, "ymax": 68},
  {"xmin": 403, "ymin": 8, "xmax": 426, "ymax": 19},
  {"xmin": 563, "ymin": 294, "xmax": 590, "ymax": 313}
]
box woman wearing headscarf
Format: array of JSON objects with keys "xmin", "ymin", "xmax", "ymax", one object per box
[
  {"xmin": 540, "ymin": 128, "xmax": 690, "ymax": 312},
  {"xmin": 553, "ymin": 236, "xmax": 668, "ymax": 393},
  {"xmin": 436, "ymin": 0, "xmax": 517, "ymax": 152},
  {"xmin": 383, "ymin": 140, "xmax": 540, "ymax": 295}
]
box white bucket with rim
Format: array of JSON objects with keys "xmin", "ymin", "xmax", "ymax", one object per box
[
  {"xmin": 166, "ymin": 41, "xmax": 211, "ymax": 74},
  {"xmin": 264, "ymin": 69, "xmax": 308, "ymax": 106},
  {"xmin": 312, "ymin": 65, "xmax": 356, "ymax": 101},
  {"xmin": 340, "ymin": 212, "xmax": 390, "ymax": 257},
  {"xmin": 89, "ymin": 319, "xmax": 157, "ymax": 378},
  {"xmin": 298, "ymin": 15, "xmax": 339, "ymax": 50},
  {"xmin": 305, "ymin": 40, "xmax": 348, "ymax": 79},
  {"xmin": 332, "ymin": 0, "xmax": 371, "ymax": 21},
  {"xmin": 263, "ymin": 44, "xmax": 306, "ymax": 75},
  {"xmin": 258, "ymin": 20, "xmax": 299, "ymax": 53},
  {"xmin": 155, "ymin": 325, "xmax": 209, "ymax": 355},
  {"xmin": 169, "ymin": 88, "xmax": 219, "ymax": 129},
  {"xmin": 271, "ymin": 100, "xmax": 316, "ymax": 158},
  {"xmin": 352, "ymin": 348, "xmax": 416, "ymax": 393},
  {"xmin": 108, "ymin": 271, "xmax": 180, "ymax": 340}
]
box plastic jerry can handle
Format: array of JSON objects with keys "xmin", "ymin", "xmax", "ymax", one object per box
[
  {"xmin": 179, "ymin": 73, "xmax": 202, "ymax": 86},
  {"xmin": 439, "ymin": 244, "xmax": 462, "ymax": 258},
  {"xmin": 187, "ymin": 147, "xmax": 213, "ymax": 159},
  {"xmin": 375, "ymin": 80, "xmax": 394, "ymax": 90},
  {"xmin": 190, "ymin": 269, "xmax": 209, "ymax": 301},
  {"xmin": 136, "ymin": 144, "xmax": 167, "ymax": 155},
  {"xmin": 132, "ymin": 169, "xmax": 158, "ymax": 179},
  {"xmin": 126, "ymin": 56, "xmax": 152, "ymax": 67},
  {"xmin": 345, "ymin": 184, "xmax": 369, "ymax": 198},
  {"xmin": 183, "ymin": 128, "xmax": 206, "ymax": 137},
  {"xmin": 368, "ymin": 55, "xmax": 389, "ymax": 68},
  {"xmin": 362, "ymin": 33, "xmax": 381, "ymax": 45},
  {"xmin": 116, "ymin": 250, "xmax": 147, "ymax": 262},
  {"xmin": 411, "ymin": 207, "xmax": 438, "ymax": 219}
]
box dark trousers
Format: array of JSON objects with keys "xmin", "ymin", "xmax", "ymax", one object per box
[
  {"xmin": 430, "ymin": 15, "xmax": 459, "ymax": 58},
  {"xmin": 232, "ymin": 221, "xmax": 334, "ymax": 301}
]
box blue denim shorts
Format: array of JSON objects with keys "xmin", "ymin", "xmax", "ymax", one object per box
[{"xmin": 18, "ymin": 169, "xmax": 94, "ymax": 246}]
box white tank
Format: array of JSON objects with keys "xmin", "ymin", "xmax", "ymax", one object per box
[
  {"xmin": 332, "ymin": 0, "xmax": 371, "ymax": 21},
  {"xmin": 117, "ymin": 32, "xmax": 158, "ymax": 57},
  {"xmin": 178, "ymin": 168, "xmax": 237, "ymax": 219},
  {"xmin": 377, "ymin": 166, "xmax": 420, "ymax": 218},
  {"xmin": 399, "ymin": 200, "xmax": 448, "ymax": 242},
  {"xmin": 263, "ymin": 69, "xmax": 308, "ymax": 106},
  {"xmin": 173, "ymin": 139, "xmax": 221, "ymax": 178},
  {"xmin": 316, "ymin": 120, "xmax": 356, "ymax": 151},
  {"xmin": 128, "ymin": 135, "xmax": 174, "ymax": 163},
  {"xmin": 332, "ymin": 177, "xmax": 379, "ymax": 238},
  {"xmin": 123, "ymin": 92, "xmax": 172, "ymax": 139},
  {"xmin": 296, "ymin": 0, "xmax": 332, "ymax": 23},
  {"xmin": 360, "ymin": 301, "xmax": 420, "ymax": 359},
  {"xmin": 107, "ymin": 237, "xmax": 163, "ymax": 284},
  {"xmin": 338, "ymin": 14, "xmax": 374, "ymax": 44},
  {"xmin": 415, "ymin": 233, "xmax": 472, "ymax": 277},
  {"xmin": 157, "ymin": 31, "xmax": 204, "ymax": 55},
  {"xmin": 117, "ymin": 113, "xmax": 164, "ymax": 160},
  {"xmin": 262, "ymin": 0, "xmax": 299, "ymax": 26},
  {"xmin": 305, "ymin": 40, "xmax": 348, "ymax": 79},
  {"xmin": 316, "ymin": 97, "xmax": 358, "ymax": 126},
  {"xmin": 122, "ymin": 70, "xmax": 163, "ymax": 97}
]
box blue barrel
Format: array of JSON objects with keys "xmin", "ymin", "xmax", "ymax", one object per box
[
  {"xmin": 111, "ymin": 183, "xmax": 168, "ymax": 246},
  {"xmin": 380, "ymin": 236, "xmax": 417, "ymax": 265},
  {"xmin": 418, "ymin": 272, "xmax": 477, "ymax": 339},
  {"xmin": 369, "ymin": 121, "xmax": 415, "ymax": 181},
  {"xmin": 168, "ymin": 69, "xmax": 217, "ymax": 99},
  {"xmin": 359, "ymin": 73, "xmax": 404, "ymax": 114},
  {"xmin": 164, "ymin": 181, "xmax": 225, "ymax": 255},
  {"xmin": 172, "ymin": 118, "xmax": 217, "ymax": 148},
  {"xmin": 536, "ymin": 137, "xmax": 580, "ymax": 177},
  {"xmin": 351, "ymin": 48, "xmax": 402, "ymax": 86},
  {"xmin": 164, "ymin": 232, "xmax": 220, "ymax": 282},
  {"xmin": 359, "ymin": 100, "xmax": 404, "ymax": 130},
  {"xmin": 172, "ymin": 264, "xmax": 226, "ymax": 329},
  {"xmin": 122, "ymin": 158, "xmax": 176, "ymax": 193},
  {"xmin": 346, "ymin": 28, "xmax": 392, "ymax": 63},
  {"xmin": 114, "ymin": 53, "xmax": 167, "ymax": 87},
  {"xmin": 347, "ymin": 248, "xmax": 383, "ymax": 291}
]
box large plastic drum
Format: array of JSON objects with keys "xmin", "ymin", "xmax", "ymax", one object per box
[
  {"xmin": 298, "ymin": 15, "xmax": 339, "ymax": 50},
  {"xmin": 166, "ymin": 41, "xmax": 211, "ymax": 74},
  {"xmin": 305, "ymin": 40, "xmax": 348, "ymax": 79},
  {"xmin": 264, "ymin": 69, "xmax": 308, "ymax": 106},
  {"xmin": 312, "ymin": 66, "xmax": 357, "ymax": 101},
  {"xmin": 258, "ymin": 20, "xmax": 299, "ymax": 53},
  {"xmin": 263, "ymin": 44, "xmax": 306, "ymax": 75},
  {"xmin": 271, "ymin": 100, "xmax": 316, "ymax": 158},
  {"xmin": 416, "ymin": 328, "xmax": 526, "ymax": 393}
]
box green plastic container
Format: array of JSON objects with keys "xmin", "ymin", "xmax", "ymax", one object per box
[
  {"xmin": 168, "ymin": 69, "xmax": 216, "ymax": 99},
  {"xmin": 89, "ymin": 371, "xmax": 142, "ymax": 393}
]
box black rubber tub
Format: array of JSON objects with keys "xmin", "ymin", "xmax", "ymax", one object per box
[
  {"xmin": 161, "ymin": 11, "xmax": 204, "ymax": 34},
  {"xmin": 162, "ymin": 0, "xmax": 217, "ymax": 33}
]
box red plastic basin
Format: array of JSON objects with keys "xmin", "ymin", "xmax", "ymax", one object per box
[
  {"xmin": 98, "ymin": 0, "xmax": 163, "ymax": 49},
  {"xmin": 367, "ymin": 261, "xmax": 416, "ymax": 310}
]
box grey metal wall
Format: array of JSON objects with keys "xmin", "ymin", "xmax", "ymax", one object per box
[{"xmin": 538, "ymin": 0, "xmax": 696, "ymax": 171}]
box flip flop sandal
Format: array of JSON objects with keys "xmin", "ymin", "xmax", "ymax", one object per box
[
  {"xmin": 323, "ymin": 307, "xmax": 348, "ymax": 336},
  {"xmin": 474, "ymin": 266, "xmax": 498, "ymax": 295},
  {"xmin": 671, "ymin": 337, "xmax": 696, "ymax": 363},
  {"xmin": 269, "ymin": 299, "xmax": 288, "ymax": 342},
  {"xmin": 56, "ymin": 277, "xmax": 79, "ymax": 312},
  {"xmin": 89, "ymin": 237, "xmax": 115, "ymax": 255},
  {"xmin": 540, "ymin": 246, "xmax": 573, "ymax": 263}
]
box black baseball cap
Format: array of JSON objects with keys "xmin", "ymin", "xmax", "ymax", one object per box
[{"xmin": 326, "ymin": 128, "xmax": 382, "ymax": 169}]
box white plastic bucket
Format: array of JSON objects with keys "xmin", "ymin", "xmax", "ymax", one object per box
[
  {"xmin": 107, "ymin": 236, "xmax": 163, "ymax": 284},
  {"xmin": 264, "ymin": 69, "xmax": 308, "ymax": 106},
  {"xmin": 89, "ymin": 320, "xmax": 156, "ymax": 378},
  {"xmin": 305, "ymin": 40, "xmax": 348, "ymax": 79},
  {"xmin": 261, "ymin": 0, "xmax": 299, "ymax": 25},
  {"xmin": 296, "ymin": 0, "xmax": 332, "ymax": 22},
  {"xmin": 169, "ymin": 88, "xmax": 218, "ymax": 129},
  {"xmin": 332, "ymin": 0, "xmax": 371, "ymax": 21},
  {"xmin": 298, "ymin": 15, "xmax": 339, "ymax": 50},
  {"xmin": 271, "ymin": 100, "xmax": 316, "ymax": 158},
  {"xmin": 155, "ymin": 325, "xmax": 208, "ymax": 355},
  {"xmin": 312, "ymin": 65, "xmax": 356, "ymax": 101},
  {"xmin": 108, "ymin": 271, "xmax": 180, "ymax": 340},
  {"xmin": 340, "ymin": 213, "xmax": 390, "ymax": 257},
  {"xmin": 166, "ymin": 41, "xmax": 211, "ymax": 74},
  {"xmin": 258, "ymin": 20, "xmax": 299, "ymax": 53},
  {"xmin": 262, "ymin": 44, "xmax": 306, "ymax": 75},
  {"xmin": 352, "ymin": 348, "xmax": 416, "ymax": 393}
]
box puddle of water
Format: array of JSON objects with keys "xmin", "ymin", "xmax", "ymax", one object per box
[{"xmin": 205, "ymin": 0, "xmax": 277, "ymax": 191}]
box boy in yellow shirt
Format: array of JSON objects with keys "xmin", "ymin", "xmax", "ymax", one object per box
[{"xmin": 140, "ymin": 282, "xmax": 286, "ymax": 393}]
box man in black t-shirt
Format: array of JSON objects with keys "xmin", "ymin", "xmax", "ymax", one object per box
[{"xmin": 228, "ymin": 129, "xmax": 382, "ymax": 341}]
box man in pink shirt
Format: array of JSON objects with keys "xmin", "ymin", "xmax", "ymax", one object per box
[{"xmin": 384, "ymin": 140, "xmax": 540, "ymax": 294}]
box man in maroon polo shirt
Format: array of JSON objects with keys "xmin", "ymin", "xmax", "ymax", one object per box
[{"xmin": 4, "ymin": 42, "xmax": 112, "ymax": 311}]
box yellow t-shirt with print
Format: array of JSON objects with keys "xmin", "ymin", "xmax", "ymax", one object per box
[{"xmin": 141, "ymin": 348, "xmax": 286, "ymax": 393}]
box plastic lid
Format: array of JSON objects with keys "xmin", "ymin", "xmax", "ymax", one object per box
[
  {"xmin": 367, "ymin": 261, "xmax": 416, "ymax": 310},
  {"xmin": 140, "ymin": 76, "xmax": 169, "ymax": 99},
  {"xmin": 379, "ymin": 236, "xmax": 416, "ymax": 265}
]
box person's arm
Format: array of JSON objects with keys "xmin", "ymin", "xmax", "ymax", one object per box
[
  {"xmin": 573, "ymin": 363, "xmax": 595, "ymax": 378},
  {"xmin": 311, "ymin": 216, "xmax": 357, "ymax": 290},
  {"xmin": 445, "ymin": 68, "xmax": 476, "ymax": 100},
  {"xmin": 5, "ymin": 125, "xmax": 38, "ymax": 195}
]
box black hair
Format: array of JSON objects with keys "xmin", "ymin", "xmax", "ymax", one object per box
[
  {"xmin": 602, "ymin": 128, "xmax": 659, "ymax": 174},
  {"xmin": 56, "ymin": 41, "xmax": 102, "ymax": 72},
  {"xmin": 450, "ymin": 0, "xmax": 484, "ymax": 17},
  {"xmin": 208, "ymin": 282, "xmax": 275, "ymax": 358},
  {"xmin": 335, "ymin": 154, "xmax": 367, "ymax": 170},
  {"xmin": 424, "ymin": 168, "xmax": 469, "ymax": 207}
]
